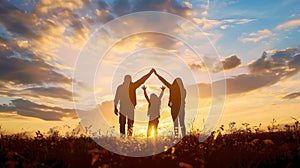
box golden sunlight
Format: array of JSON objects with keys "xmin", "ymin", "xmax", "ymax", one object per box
[{"xmin": 150, "ymin": 128, "xmax": 155, "ymax": 137}]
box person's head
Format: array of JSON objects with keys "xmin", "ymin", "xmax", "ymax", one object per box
[
  {"xmin": 123, "ymin": 75, "xmax": 132, "ymax": 85},
  {"xmin": 150, "ymin": 93, "xmax": 158, "ymax": 102},
  {"xmin": 173, "ymin": 78, "xmax": 184, "ymax": 89}
]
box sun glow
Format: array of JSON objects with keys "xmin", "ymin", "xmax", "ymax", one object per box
[{"xmin": 150, "ymin": 128, "xmax": 155, "ymax": 137}]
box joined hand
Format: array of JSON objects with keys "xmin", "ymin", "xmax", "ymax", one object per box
[{"xmin": 150, "ymin": 68, "xmax": 155, "ymax": 74}]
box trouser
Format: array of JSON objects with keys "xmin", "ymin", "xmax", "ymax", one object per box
[
  {"xmin": 119, "ymin": 113, "xmax": 134, "ymax": 136},
  {"xmin": 147, "ymin": 118, "xmax": 159, "ymax": 137},
  {"xmin": 171, "ymin": 104, "xmax": 186, "ymax": 137}
]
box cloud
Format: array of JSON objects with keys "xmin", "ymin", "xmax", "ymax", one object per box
[
  {"xmin": 0, "ymin": 0, "xmax": 196, "ymax": 59},
  {"xmin": 189, "ymin": 62, "xmax": 204, "ymax": 71},
  {"xmin": 0, "ymin": 0, "xmax": 92, "ymax": 56},
  {"xmin": 107, "ymin": 0, "xmax": 195, "ymax": 52},
  {"xmin": 182, "ymin": 1, "xmax": 193, "ymax": 8},
  {"xmin": 0, "ymin": 0, "xmax": 201, "ymax": 65},
  {"xmin": 0, "ymin": 104, "xmax": 15, "ymax": 112},
  {"xmin": 276, "ymin": 19, "xmax": 300, "ymax": 30},
  {"xmin": 0, "ymin": 55, "xmax": 71, "ymax": 85},
  {"xmin": 0, "ymin": 87, "xmax": 75, "ymax": 101},
  {"xmin": 132, "ymin": 0, "xmax": 193, "ymax": 18},
  {"xmin": 88, "ymin": 1, "xmax": 114, "ymax": 24},
  {"xmin": 283, "ymin": 92, "xmax": 300, "ymax": 99},
  {"xmin": 0, "ymin": 0, "xmax": 38, "ymax": 38},
  {"xmin": 241, "ymin": 29, "xmax": 274, "ymax": 43},
  {"xmin": 188, "ymin": 54, "xmax": 242, "ymax": 72},
  {"xmin": 248, "ymin": 48, "xmax": 299, "ymax": 75},
  {"xmin": 135, "ymin": 33, "xmax": 180, "ymax": 50},
  {"xmin": 289, "ymin": 53, "xmax": 300, "ymax": 70},
  {"xmin": 193, "ymin": 17, "xmax": 222, "ymax": 30},
  {"xmin": 0, "ymin": 99, "xmax": 77, "ymax": 121},
  {"xmin": 195, "ymin": 73, "xmax": 280, "ymax": 98},
  {"xmin": 193, "ymin": 48, "xmax": 300, "ymax": 97},
  {"xmin": 23, "ymin": 87, "xmax": 75, "ymax": 100},
  {"xmin": 193, "ymin": 17, "xmax": 254, "ymax": 30},
  {"xmin": 247, "ymin": 48, "xmax": 300, "ymax": 80},
  {"xmin": 221, "ymin": 18, "xmax": 254, "ymax": 29},
  {"xmin": 34, "ymin": 0, "xmax": 84, "ymax": 14},
  {"xmin": 222, "ymin": 55, "xmax": 242, "ymax": 70},
  {"xmin": 0, "ymin": 36, "xmax": 71, "ymax": 85},
  {"xmin": 110, "ymin": 0, "xmax": 193, "ymax": 19}
]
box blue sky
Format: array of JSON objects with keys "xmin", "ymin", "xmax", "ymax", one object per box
[
  {"xmin": 0, "ymin": 0, "xmax": 300, "ymax": 135},
  {"xmin": 194, "ymin": 0, "xmax": 300, "ymax": 63}
]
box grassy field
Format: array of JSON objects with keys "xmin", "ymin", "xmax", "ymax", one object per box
[{"xmin": 1, "ymin": 129, "xmax": 300, "ymax": 168}]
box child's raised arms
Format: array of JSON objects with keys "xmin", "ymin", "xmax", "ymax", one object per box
[{"xmin": 159, "ymin": 86, "xmax": 165, "ymax": 99}]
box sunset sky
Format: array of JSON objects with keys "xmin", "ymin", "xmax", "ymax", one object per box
[{"xmin": 0, "ymin": 0, "xmax": 300, "ymax": 136}]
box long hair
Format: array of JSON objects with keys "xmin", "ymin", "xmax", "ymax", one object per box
[
  {"xmin": 170, "ymin": 78, "xmax": 186, "ymax": 104},
  {"xmin": 174, "ymin": 78, "xmax": 184, "ymax": 90}
]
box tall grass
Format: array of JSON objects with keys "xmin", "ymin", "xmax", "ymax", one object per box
[{"xmin": 1, "ymin": 121, "xmax": 300, "ymax": 168}]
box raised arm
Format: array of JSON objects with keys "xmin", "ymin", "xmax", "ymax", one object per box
[
  {"xmin": 158, "ymin": 86, "xmax": 165, "ymax": 99},
  {"xmin": 133, "ymin": 69, "xmax": 154, "ymax": 88},
  {"xmin": 142, "ymin": 85, "xmax": 150, "ymax": 103},
  {"xmin": 154, "ymin": 70, "xmax": 171, "ymax": 88}
]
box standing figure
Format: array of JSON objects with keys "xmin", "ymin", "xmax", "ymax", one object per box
[
  {"xmin": 154, "ymin": 70, "xmax": 186, "ymax": 137},
  {"xmin": 142, "ymin": 85, "xmax": 165, "ymax": 137},
  {"xmin": 114, "ymin": 69, "xmax": 154, "ymax": 137}
]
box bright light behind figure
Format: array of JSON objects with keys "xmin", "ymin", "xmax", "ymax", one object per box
[
  {"xmin": 73, "ymin": 11, "xmax": 225, "ymax": 157},
  {"xmin": 150, "ymin": 128, "xmax": 155, "ymax": 137}
]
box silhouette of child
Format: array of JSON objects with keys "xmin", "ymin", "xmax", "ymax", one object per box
[{"xmin": 142, "ymin": 85, "xmax": 165, "ymax": 137}]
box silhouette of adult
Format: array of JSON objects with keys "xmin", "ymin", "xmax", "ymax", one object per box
[
  {"xmin": 154, "ymin": 70, "xmax": 186, "ymax": 137},
  {"xmin": 114, "ymin": 69, "xmax": 155, "ymax": 137}
]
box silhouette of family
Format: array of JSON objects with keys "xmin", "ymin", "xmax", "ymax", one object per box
[{"xmin": 114, "ymin": 69, "xmax": 186, "ymax": 138}]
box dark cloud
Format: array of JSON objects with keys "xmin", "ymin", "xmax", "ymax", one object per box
[
  {"xmin": 0, "ymin": 56, "xmax": 71, "ymax": 85},
  {"xmin": 289, "ymin": 53, "xmax": 300, "ymax": 70},
  {"xmin": 0, "ymin": 36, "xmax": 42, "ymax": 61},
  {"xmin": 0, "ymin": 0, "xmax": 38, "ymax": 38},
  {"xmin": 0, "ymin": 99, "xmax": 77, "ymax": 121},
  {"xmin": 0, "ymin": 36, "xmax": 71, "ymax": 85},
  {"xmin": 0, "ymin": 103, "xmax": 15, "ymax": 112},
  {"xmin": 0, "ymin": 87, "xmax": 74, "ymax": 101},
  {"xmin": 283, "ymin": 92, "xmax": 300, "ymax": 99},
  {"xmin": 189, "ymin": 62, "xmax": 203, "ymax": 71},
  {"xmin": 248, "ymin": 53, "xmax": 272, "ymax": 74},
  {"xmin": 225, "ymin": 74, "xmax": 279, "ymax": 94},
  {"xmin": 22, "ymin": 87, "xmax": 75, "ymax": 101},
  {"xmin": 192, "ymin": 48, "xmax": 300, "ymax": 98},
  {"xmin": 222, "ymin": 55, "xmax": 241, "ymax": 70},
  {"xmin": 188, "ymin": 54, "xmax": 242, "ymax": 72},
  {"xmin": 248, "ymin": 48, "xmax": 299, "ymax": 76},
  {"xmin": 194, "ymin": 73, "xmax": 280, "ymax": 98}
]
